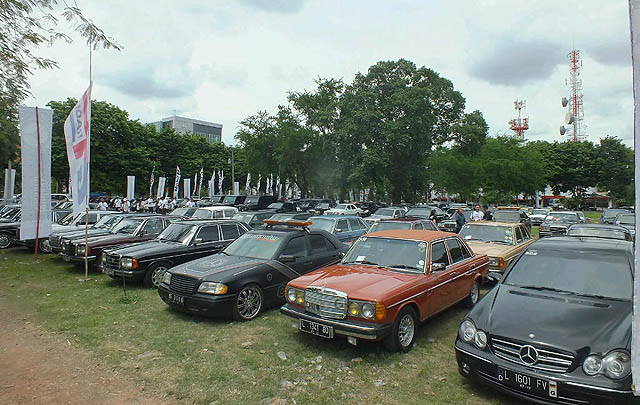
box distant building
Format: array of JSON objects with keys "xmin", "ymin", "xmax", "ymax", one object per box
[{"xmin": 148, "ymin": 115, "xmax": 222, "ymax": 143}]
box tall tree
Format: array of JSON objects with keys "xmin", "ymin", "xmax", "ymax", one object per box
[
  {"xmin": 451, "ymin": 110, "xmax": 488, "ymax": 156},
  {"xmin": 595, "ymin": 136, "xmax": 633, "ymax": 206}
]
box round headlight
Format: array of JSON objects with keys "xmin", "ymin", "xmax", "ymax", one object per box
[
  {"xmin": 603, "ymin": 351, "xmax": 630, "ymax": 379},
  {"xmin": 286, "ymin": 287, "xmax": 297, "ymax": 303},
  {"xmin": 459, "ymin": 320, "xmax": 476, "ymax": 344},
  {"xmin": 361, "ymin": 303, "xmax": 375, "ymax": 319},
  {"xmin": 348, "ymin": 302, "xmax": 361, "ymax": 317},
  {"xmin": 474, "ymin": 330, "xmax": 488, "ymax": 349},
  {"xmin": 583, "ymin": 355, "xmax": 602, "ymax": 376}
]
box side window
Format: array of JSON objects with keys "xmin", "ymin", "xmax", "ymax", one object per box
[
  {"xmin": 249, "ymin": 216, "xmax": 262, "ymax": 226},
  {"xmin": 220, "ymin": 224, "xmax": 240, "ymax": 240},
  {"xmin": 348, "ymin": 218, "xmax": 365, "ymax": 231},
  {"xmin": 522, "ymin": 226, "xmax": 531, "ymax": 240},
  {"xmin": 424, "ymin": 221, "xmax": 438, "ymax": 231},
  {"xmin": 413, "ymin": 222, "xmax": 423, "ymax": 230},
  {"xmin": 446, "ymin": 238, "xmax": 464, "ymax": 263},
  {"xmin": 459, "ymin": 240, "xmax": 472, "ymax": 259},
  {"xmin": 87, "ymin": 213, "xmax": 98, "ymax": 224},
  {"xmin": 196, "ymin": 226, "xmax": 220, "ymax": 242},
  {"xmin": 515, "ymin": 227, "xmax": 524, "ymax": 243},
  {"xmin": 281, "ymin": 236, "xmax": 308, "ymax": 257},
  {"xmin": 431, "ymin": 241, "xmax": 450, "ymax": 267},
  {"xmin": 309, "ymin": 234, "xmax": 331, "ymax": 255},
  {"xmin": 142, "ymin": 219, "xmax": 164, "ymax": 234},
  {"xmin": 224, "ymin": 209, "xmax": 236, "ymax": 218},
  {"xmin": 335, "ymin": 219, "xmax": 349, "ymax": 233},
  {"xmin": 214, "ymin": 210, "xmax": 224, "ymax": 219}
]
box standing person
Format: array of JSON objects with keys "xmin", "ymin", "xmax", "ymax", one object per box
[
  {"xmin": 169, "ymin": 198, "xmax": 177, "ymax": 211},
  {"xmin": 429, "ymin": 209, "xmax": 438, "ymax": 225},
  {"xmin": 471, "ymin": 205, "xmax": 484, "ymax": 222},
  {"xmin": 146, "ymin": 197, "xmax": 156, "ymax": 213},
  {"xmin": 114, "ymin": 197, "xmax": 122, "ymax": 211},
  {"xmin": 483, "ymin": 205, "xmax": 493, "ymax": 221},
  {"xmin": 97, "ymin": 199, "xmax": 108, "ymax": 211},
  {"xmin": 123, "ymin": 199, "xmax": 130, "ymax": 213},
  {"xmin": 454, "ymin": 207, "xmax": 466, "ymax": 233}
]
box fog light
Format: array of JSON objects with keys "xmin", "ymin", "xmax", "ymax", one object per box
[
  {"xmin": 461, "ymin": 362, "xmax": 471, "ymax": 375},
  {"xmin": 347, "ymin": 336, "xmax": 357, "ymax": 346}
]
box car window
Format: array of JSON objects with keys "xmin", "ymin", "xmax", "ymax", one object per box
[
  {"xmin": 142, "ymin": 219, "xmax": 164, "ymax": 234},
  {"xmin": 309, "ymin": 234, "xmax": 332, "ymax": 255},
  {"xmin": 88, "ymin": 213, "xmax": 98, "ymax": 224},
  {"xmin": 281, "ymin": 236, "xmax": 308, "ymax": 257},
  {"xmin": 336, "ymin": 219, "xmax": 349, "ymax": 233},
  {"xmin": 196, "ymin": 225, "xmax": 220, "ymax": 242},
  {"xmin": 459, "ymin": 241, "xmax": 472, "ymax": 259},
  {"xmin": 515, "ymin": 227, "xmax": 524, "ymax": 243},
  {"xmin": 224, "ymin": 209, "xmax": 236, "ymax": 218},
  {"xmin": 431, "ymin": 241, "xmax": 450, "ymax": 267},
  {"xmin": 413, "ymin": 222, "xmax": 423, "ymax": 230},
  {"xmin": 424, "ymin": 221, "xmax": 438, "ymax": 231},
  {"xmin": 348, "ymin": 218, "xmax": 366, "ymax": 231},
  {"xmin": 522, "ymin": 226, "xmax": 531, "ymax": 240},
  {"xmin": 221, "ymin": 224, "xmax": 240, "ymax": 240},
  {"xmin": 446, "ymin": 238, "xmax": 465, "ymax": 263}
]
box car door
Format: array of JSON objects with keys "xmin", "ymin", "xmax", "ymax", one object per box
[
  {"xmin": 140, "ymin": 218, "xmax": 164, "ymax": 241},
  {"xmin": 426, "ymin": 240, "xmax": 454, "ymax": 317},
  {"xmin": 334, "ymin": 218, "xmax": 351, "ymax": 242},
  {"xmin": 347, "ymin": 218, "xmax": 366, "ymax": 241},
  {"xmin": 306, "ymin": 233, "xmax": 343, "ymax": 270},
  {"xmin": 188, "ymin": 225, "xmax": 225, "ymax": 261},
  {"xmin": 445, "ymin": 237, "xmax": 475, "ymax": 303}
]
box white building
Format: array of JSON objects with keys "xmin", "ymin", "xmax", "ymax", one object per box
[{"xmin": 148, "ymin": 115, "xmax": 222, "ymax": 144}]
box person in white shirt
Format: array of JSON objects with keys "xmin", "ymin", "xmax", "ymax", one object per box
[
  {"xmin": 186, "ymin": 199, "xmax": 196, "ymax": 208},
  {"xmin": 146, "ymin": 198, "xmax": 156, "ymax": 213},
  {"xmin": 97, "ymin": 199, "xmax": 108, "ymax": 211},
  {"xmin": 114, "ymin": 198, "xmax": 122, "ymax": 211},
  {"xmin": 123, "ymin": 199, "xmax": 130, "ymax": 213},
  {"xmin": 471, "ymin": 205, "xmax": 484, "ymax": 221}
]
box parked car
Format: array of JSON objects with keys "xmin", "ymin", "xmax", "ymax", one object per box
[
  {"xmin": 100, "ymin": 219, "xmax": 249, "ymax": 287},
  {"xmin": 0, "ymin": 205, "xmax": 21, "ymax": 223},
  {"xmin": 0, "ymin": 216, "xmax": 20, "ymax": 248},
  {"xmin": 567, "ymin": 223, "xmax": 633, "ymax": 241},
  {"xmin": 236, "ymin": 195, "xmax": 278, "ymax": 211},
  {"xmin": 215, "ymin": 195, "xmax": 246, "ymax": 206},
  {"xmin": 267, "ymin": 213, "xmax": 314, "ymax": 222},
  {"xmin": 51, "ymin": 210, "xmax": 118, "ymax": 234},
  {"xmin": 308, "ymin": 202, "xmax": 332, "ymax": 215},
  {"xmin": 368, "ymin": 218, "xmax": 438, "ymax": 233},
  {"xmin": 198, "ymin": 195, "xmax": 225, "ymax": 207},
  {"xmin": 539, "ymin": 211, "xmax": 581, "ymax": 238},
  {"xmin": 324, "ymin": 203, "xmax": 363, "ymax": 216},
  {"xmin": 193, "ymin": 206, "xmax": 238, "ymax": 219},
  {"xmin": 265, "ymin": 201, "xmax": 300, "ymax": 213},
  {"xmin": 492, "ymin": 209, "xmax": 532, "ymax": 232},
  {"xmin": 49, "ymin": 213, "xmax": 134, "ymax": 253},
  {"xmin": 601, "ymin": 208, "xmax": 630, "ymax": 224},
  {"xmin": 439, "ymin": 209, "xmax": 472, "ymax": 233},
  {"xmin": 459, "ymin": 222, "xmax": 535, "ymax": 282},
  {"xmin": 405, "ymin": 206, "xmax": 447, "ymax": 223},
  {"xmin": 363, "ymin": 207, "xmax": 406, "ymax": 226},
  {"xmin": 456, "ymin": 236, "xmax": 634, "ymax": 404},
  {"xmin": 281, "ymin": 229, "xmax": 489, "ymax": 352},
  {"xmin": 529, "ymin": 208, "xmax": 551, "ymax": 226},
  {"xmin": 614, "ymin": 213, "xmax": 635, "ymax": 239},
  {"xmin": 307, "ymin": 215, "xmax": 369, "ymax": 243},
  {"xmin": 232, "ymin": 211, "xmax": 275, "ymax": 229},
  {"xmin": 157, "ymin": 220, "xmax": 348, "ymax": 320}
]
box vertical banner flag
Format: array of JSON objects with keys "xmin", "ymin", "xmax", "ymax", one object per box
[
  {"xmin": 629, "ymin": 0, "xmax": 640, "ymax": 395},
  {"xmin": 199, "ymin": 168, "xmax": 204, "ymax": 196},
  {"xmin": 3, "ymin": 168, "xmax": 16, "ymax": 200},
  {"xmin": 184, "ymin": 178, "xmax": 191, "ymax": 199},
  {"xmin": 19, "ymin": 106, "xmax": 53, "ymax": 240},
  {"xmin": 63, "ymin": 83, "xmax": 92, "ymax": 218},
  {"xmin": 208, "ymin": 180, "xmax": 214, "ymax": 197},
  {"xmin": 173, "ymin": 166, "xmax": 181, "ymax": 198},
  {"xmin": 193, "ymin": 173, "xmax": 198, "ymax": 194},
  {"xmin": 257, "ymin": 174, "xmax": 262, "ymax": 194},
  {"xmin": 149, "ymin": 168, "xmax": 155, "ymax": 197},
  {"xmin": 219, "ymin": 169, "xmax": 224, "ymax": 194},
  {"xmin": 245, "ymin": 172, "xmax": 251, "ymax": 194},
  {"xmin": 156, "ymin": 177, "xmax": 166, "ymax": 199},
  {"xmin": 276, "ymin": 176, "xmax": 281, "ymax": 198},
  {"xmin": 127, "ymin": 176, "xmax": 135, "ymax": 200}
]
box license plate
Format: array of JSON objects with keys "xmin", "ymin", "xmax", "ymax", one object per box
[
  {"xmin": 497, "ymin": 368, "xmax": 557, "ymax": 398},
  {"xmin": 300, "ymin": 319, "xmax": 333, "ymax": 338},
  {"xmin": 168, "ymin": 293, "xmax": 185, "ymax": 306}
]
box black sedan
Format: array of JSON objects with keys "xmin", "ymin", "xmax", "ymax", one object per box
[
  {"xmin": 99, "ymin": 219, "xmax": 249, "ymax": 287},
  {"xmin": 539, "ymin": 211, "xmax": 581, "ymax": 238},
  {"xmin": 158, "ymin": 221, "xmax": 347, "ymax": 321},
  {"xmin": 455, "ymin": 236, "xmax": 635, "ymax": 404}
]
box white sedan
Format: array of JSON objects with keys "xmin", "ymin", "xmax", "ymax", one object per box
[{"xmin": 324, "ymin": 203, "xmax": 363, "ymax": 216}]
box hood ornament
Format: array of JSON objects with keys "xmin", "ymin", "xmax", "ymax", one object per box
[{"xmin": 529, "ymin": 333, "xmax": 535, "ymax": 339}]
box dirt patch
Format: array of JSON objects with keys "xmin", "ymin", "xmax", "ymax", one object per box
[{"xmin": 0, "ymin": 305, "xmax": 171, "ymax": 405}]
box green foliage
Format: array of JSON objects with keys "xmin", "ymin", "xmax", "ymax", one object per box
[
  {"xmin": 594, "ymin": 136, "xmax": 634, "ymax": 205},
  {"xmin": 451, "ymin": 110, "xmax": 488, "ymax": 156},
  {"xmin": 545, "ymin": 140, "xmax": 598, "ymax": 198}
]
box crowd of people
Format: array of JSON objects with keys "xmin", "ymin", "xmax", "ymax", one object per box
[{"xmin": 94, "ymin": 196, "xmax": 198, "ymax": 214}]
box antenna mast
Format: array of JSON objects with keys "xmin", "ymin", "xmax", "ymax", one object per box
[
  {"xmin": 560, "ymin": 49, "xmax": 586, "ymax": 141},
  {"xmin": 509, "ymin": 99, "xmax": 529, "ymax": 139}
]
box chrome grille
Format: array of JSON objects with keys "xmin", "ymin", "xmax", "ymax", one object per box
[
  {"xmin": 491, "ymin": 337, "xmax": 574, "ymax": 373},
  {"xmin": 61, "ymin": 239, "xmax": 73, "ymax": 255},
  {"xmin": 304, "ymin": 287, "xmax": 347, "ymax": 319},
  {"xmin": 104, "ymin": 252, "xmax": 121, "ymax": 272},
  {"xmin": 49, "ymin": 235, "xmax": 62, "ymax": 248},
  {"xmin": 169, "ymin": 274, "xmax": 199, "ymax": 295},
  {"xmin": 550, "ymin": 226, "xmax": 567, "ymax": 234}
]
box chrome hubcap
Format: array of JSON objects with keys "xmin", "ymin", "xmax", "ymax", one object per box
[
  {"xmin": 39, "ymin": 239, "xmax": 51, "ymax": 252},
  {"xmin": 471, "ymin": 283, "xmax": 479, "ymax": 304},
  {"xmin": 151, "ymin": 266, "xmax": 168, "ymax": 287},
  {"xmin": 398, "ymin": 314, "xmax": 415, "ymax": 347},
  {"xmin": 237, "ymin": 287, "xmax": 262, "ymax": 319},
  {"xmin": 0, "ymin": 235, "xmax": 10, "ymax": 248}
]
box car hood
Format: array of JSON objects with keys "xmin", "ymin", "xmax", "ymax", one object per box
[
  {"xmin": 56, "ymin": 228, "xmax": 110, "ymax": 239},
  {"xmin": 169, "ymin": 254, "xmax": 267, "ymax": 280},
  {"xmin": 86, "ymin": 233, "xmax": 142, "ymax": 248},
  {"xmin": 486, "ymin": 285, "xmax": 631, "ymax": 353},
  {"xmin": 292, "ymin": 263, "xmax": 419, "ymax": 302},
  {"xmin": 465, "ymin": 241, "xmax": 512, "ymax": 257},
  {"xmin": 107, "ymin": 239, "xmax": 184, "ymax": 258},
  {"xmin": 529, "ymin": 214, "xmax": 546, "ymax": 220}
]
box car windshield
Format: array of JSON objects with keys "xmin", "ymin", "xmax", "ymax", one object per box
[
  {"xmin": 94, "ymin": 214, "xmax": 121, "ymax": 229},
  {"xmin": 308, "ymin": 218, "xmax": 335, "ymax": 232},
  {"xmin": 544, "ymin": 213, "xmax": 578, "ymax": 223},
  {"xmin": 170, "ymin": 208, "xmax": 192, "ymax": 216},
  {"xmin": 157, "ymin": 223, "xmax": 197, "ymax": 243},
  {"xmin": 110, "ymin": 218, "xmax": 143, "ymax": 234},
  {"xmin": 504, "ymin": 248, "xmax": 632, "ymax": 300},
  {"xmin": 335, "ymin": 204, "xmax": 349, "ymax": 210},
  {"xmin": 616, "ymin": 214, "xmax": 635, "ymax": 225},
  {"xmin": 493, "ymin": 211, "xmax": 519, "ymax": 221},
  {"xmin": 232, "ymin": 213, "xmax": 255, "ymax": 223},
  {"xmin": 222, "ymin": 232, "xmax": 284, "ymax": 259},
  {"xmin": 223, "ymin": 196, "xmax": 237, "ymax": 203},
  {"xmin": 373, "ymin": 208, "xmax": 395, "ymax": 216},
  {"xmin": 342, "ymin": 237, "xmax": 427, "ymax": 273},
  {"xmin": 532, "ymin": 209, "xmax": 549, "ymax": 215},
  {"xmin": 460, "ymin": 225, "xmax": 514, "ymax": 244},
  {"xmin": 244, "ymin": 196, "xmax": 260, "ymax": 204},
  {"xmin": 406, "ymin": 208, "xmax": 430, "ymax": 218},
  {"xmin": 268, "ymin": 202, "xmax": 284, "ymax": 209},
  {"xmin": 194, "ymin": 209, "xmax": 213, "ymax": 219},
  {"xmin": 70, "ymin": 213, "xmax": 89, "ymax": 226},
  {"xmin": 369, "ymin": 221, "xmax": 411, "ymax": 232},
  {"xmin": 567, "ymin": 227, "xmax": 631, "ymax": 241}
]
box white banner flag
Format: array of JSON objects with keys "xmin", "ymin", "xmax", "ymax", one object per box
[
  {"xmin": 173, "ymin": 166, "xmax": 181, "ymax": 198},
  {"xmin": 198, "ymin": 168, "xmax": 204, "ymax": 196},
  {"xmin": 19, "ymin": 106, "xmax": 53, "ymax": 240},
  {"xmin": 156, "ymin": 177, "xmax": 166, "ymax": 199},
  {"xmin": 245, "ymin": 172, "xmax": 251, "ymax": 194},
  {"xmin": 208, "ymin": 180, "xmax": 214, "ymax": 197},
  {"xmin": 63, "ymin": 83, "xmax": 92, "ymax": 218},
  {"xmin": 3, "ymin": 168, "xmax": 16, "ymax": 200},
  {"xmin": 127, "ymin": 176, "xmax": 135, "ymax": 200},
  {"xmin": 184, "ymin": 178, "xmax": 191, "ymax": 199},
  {"xmin": 149, "ymin": 168, "xmax": 155, "ymax": 197},
  {"xmin": 218, "ymin": 169, "xmax": 224, "ymax": 194}
]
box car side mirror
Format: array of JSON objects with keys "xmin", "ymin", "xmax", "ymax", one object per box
[
  {"xmin": 335, "ymin": 228, "xmax": 342, "ymax": 233},
  {"xmin": 194, "ymin": 237, "xmax": 203, "ymax": 245},
  {"xmin": 279, "ymin": 254, "xmax": 296, "ymax": 263},
  {"xmin": 432, "ymin": 262, "xmax": 446, "ymax": 272}
]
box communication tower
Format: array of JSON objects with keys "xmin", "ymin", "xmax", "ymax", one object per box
[
  {"xmin": 509, "ymin": 99, "xmax": 529, "ymax": 139},
  {"xmin": 560, "ymin": 49, "xmax": 586, "ymax": 141}
]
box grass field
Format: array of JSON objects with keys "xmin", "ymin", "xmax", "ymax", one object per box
[{"xmin": 0, "ymin": 247, "xmax": 522, "ymax": 405}]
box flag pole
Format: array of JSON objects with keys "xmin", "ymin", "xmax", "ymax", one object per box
[{"xmin": 84, "ymin": 44, "xmax": 92, "ymax": 281}]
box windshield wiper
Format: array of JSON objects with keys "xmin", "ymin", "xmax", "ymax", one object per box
[
  {"xmin": 388, "ymin": 264, "xmax": 420, "ymax": 271},
  {"xmin": 572, "ymin": 292, "xmax": 629, "ymax": 301},
  {"xmin": 343, "ymin": 260, "xmax": 380, "ymax": 266},
  {"xmin": 514, "ymin": 285, "xmax": 575, "ymax": 294},
  {"xmin": 487, "ymin": 240, "xmax": 511, "ymax": 245}
]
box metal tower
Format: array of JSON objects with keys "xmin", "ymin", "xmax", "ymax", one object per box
[
  {"xmin": 560, "ymin": 49, "xmax": 586, "ymax": 141},
  {"xmin": 509, "ymin": 99, "xmax": 529, "ymax": 139}
]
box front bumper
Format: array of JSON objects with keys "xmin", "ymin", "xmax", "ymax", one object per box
[
  {"xmin": 455, "ymin": 340, "xmax": 636, "ymax": 405},
  {"xmin": 157, "ymin": 284, "xmax": 237, "ymax": 317},
  {"xmin": 280, "ymin": 303, "xmax": 393, "ymax": 341},
  {"xmin": 101, "ymin": 264, "xmax": 145, "ymax": 281}
]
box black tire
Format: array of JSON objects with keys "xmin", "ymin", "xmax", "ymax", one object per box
[
  {"xmin": 383, "ymin": 306, "xmax": 417, "ymax": 353},
  {"xmin": 38, "ymin": 238, "xmax": 52, "ymax": 253},
  {"xmin": 232, "ymin": 284, "xmax": 264, "ymax": 321},
  {"xmin": 0, "ymin": 232, "xmax": 12, "ymax": 249},
  {"xmin": 465, "ymin": 279, "xmax": 480, "ymax": 308},
  {"xmin": 144, "ymin": 262, "xmax": 170, "ymax": 288}
]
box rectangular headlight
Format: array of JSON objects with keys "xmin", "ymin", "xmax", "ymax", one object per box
[
  {"xmin": 162, "ymin": 272, "xmax": 172, "ymax": 285},
  {"xmin": 197, "ymin": 282, "xmax": 228, "ymax": 295},
  {"xmin": 120, "ymin": 257, "xmax": 138, "ymax": 270}
]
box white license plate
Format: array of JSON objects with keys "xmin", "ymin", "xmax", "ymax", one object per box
[
  {"xmin": 300, "ymin": 319, "xmax": 333, "ymax": 338},
  {"xmin": 168, "ymin": 293, "xmax": 184, "ymax": 306}
]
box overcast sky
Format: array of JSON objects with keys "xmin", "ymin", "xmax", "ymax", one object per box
[{"xmin": 26, "ymin": 0, "xmax": 633, "ymax": 146}]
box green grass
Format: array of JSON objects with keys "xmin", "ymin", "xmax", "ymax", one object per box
[{"xmin": 0, "ymin": 248, "xmax": 519, "ymax": 405}]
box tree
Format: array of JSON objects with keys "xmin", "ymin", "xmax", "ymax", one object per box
[
  {"xmin": 451, "ymin": 110, "xmax": 488, "ymax": 156},
  {"xmin": 546, "ymin": 141, "xmax": 597, "ymax": 198},
  {"xmin": 594, "ymin": 136, "xmax": 633, "ymax": 206}
]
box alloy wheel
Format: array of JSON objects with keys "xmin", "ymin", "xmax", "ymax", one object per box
[
  {"xmin": 398, "ymin": 314, "xmax": 415, "ymax": 347},
  {"xmin": 236, "ymin": 286, "xmax": 263, "ymax": 320},
  {"xmin": 0, "ymin": 234, "xmax": 10, "ymax": 249},
  {"xmin": 151, "ymin": 266, "xmax": 168, "ymax": 288}
]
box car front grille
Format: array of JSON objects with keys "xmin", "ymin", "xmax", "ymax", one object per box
[
  {"xmin": 61, "ymin": 239, "xmax": 73, "ymax": 255},
  {"xmin": 491, "ymin": 337, "xmax": 574, "ymax": 373},
  {"xmin": 550, "ymin": 226, "xmax": 567, "ymax": 234},
  {"xmin": 49, "ymin": 235, "xmax": 62, "ymax": 248},
  {"xmin": 304, "ymin": 287, "xmax": 348, "ymax": 319},
  {"xmin": 169, "ymin": 274, "xmax": 199, "ymax": 295},
  {"xmin": 104, "ymin": 252, "xmax": 121, "ymax": 272}
]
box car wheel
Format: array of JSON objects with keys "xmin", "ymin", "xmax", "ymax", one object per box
[
  {"xmin": 465, "ymin": 280, "xmax": 480, "ymax": 308},
  {"xmin": 232, "ymin": 284, "xmax": 264, "ymax": 321},
  {"xmin": 0, "ymin": 233, "xmax": 12, "ymax": 249},
  {"xmin": 144, "ymin": 262, "xmax": 170, "ymax": 288},
  {"xmin": 383, "ymin": 306, "xmax": 417, "ymax": 353},
  {"xmin": 38, "ymin": 238, "xmax": 52, "ymax": 253}
]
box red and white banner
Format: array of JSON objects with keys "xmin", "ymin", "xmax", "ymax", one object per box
[
  {"xmin": 63, "ymin": 83, "xmax": 92, "ymax": 218},
  {"xmin": 19, "ymin": 106, "xmax": 53, "ymax": 241}
]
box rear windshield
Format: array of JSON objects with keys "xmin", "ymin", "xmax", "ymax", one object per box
[
  {"xmin": 493, "ymin": 211, "xmax": 519, "ymax": 221},
  {"xmin": 369, "ymin": 221, "xmax": 411, "ymax": 232},
  {"xmin": 308, "ymin": 218, "xmax": 334, "ymax": 233},
  {"xmin": 567, "ymin": 227, "xmax": 630, "ymax": 241}
]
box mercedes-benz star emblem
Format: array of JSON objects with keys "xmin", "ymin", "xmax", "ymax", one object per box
[{"xmin": 519, "ymin": 345, "xmax": 539, "ymax": 366}]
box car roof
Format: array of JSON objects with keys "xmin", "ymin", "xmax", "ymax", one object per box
[
  {"xmin": 532, "ymin": 236, "xmax": 633, "ymax": 253},
  {"xmin": 463, "ymin": 221, "xmax": 516, "ymax": 227},
  {"xmin": 312, "ymin": 215, "xmax": 362, "ymax": 219},
  {"xmin": 175, "ymin": 219, "xmax": 242, "ymax": 225},
  {"xmin": 379, "ymin": 217, "xmax": 428, "ymax": 223},
  {"xmin": 366, "ymin": 229, "xmax": 456, "ymax": 241},
  {"xmin": 569, "ymin": 223, "xmax": 629, "ymax": 230},
  {"xmin": 197, "ymin": 206, "xmax": 237, "ymax": 211},
  {"xmin": 546, "ymin": 211, "xmax": 578, "ymax": 215}
]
